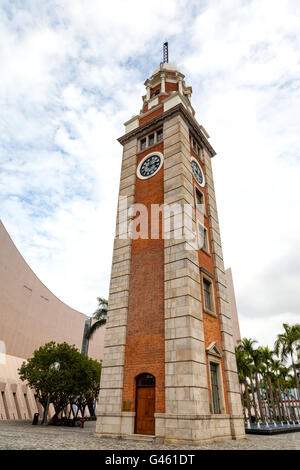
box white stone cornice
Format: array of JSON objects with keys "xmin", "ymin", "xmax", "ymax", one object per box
[
  {"xmin": 119, "ymin": 103, "xmax": 216, "ymax": 158},
  {"xmin": 206, "ymin": 341, "xmax": 223, "ymax": 359}
]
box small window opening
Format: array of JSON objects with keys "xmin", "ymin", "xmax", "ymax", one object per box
[
  {"xmin": 140, "ymin": 138, "xmax": 146, "ymax": 151},
  {"xmin": 157, "ymin": 129, "xmax": 163, "ymax": 142},
  {"xmin": 148, "ymin": 134, "xmax": 155, "ymax": 146}
]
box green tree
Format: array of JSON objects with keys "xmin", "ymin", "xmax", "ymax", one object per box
[
  {"xmin": 18, "ymin": 342, "xmax": 101, "ymax": 423},
  {"xmin": 240, "ymin": 338, "xmax": 259, "ymax": 422},
  {"xmin": 84, "ymin": 358, "xmax": 101, "ymax": 418},
  {"xmin": 250, "ymin": 347, "xmax": 265, "ymax": 421},
  {"xmin": 72, "ymin": 355, "xmax": 101, "ymax": 418},
  {"xmin": 270, "ymin": 358, "xmax": 287, "ymax": 421},
  {"xmin": 274, "ymin": 323, "xmax": 300, "ymax": 391},
  {"xmin": 259, "ymin": 346, "xmax": 277, "ymax": 421},
  {"xmin": 85, "ymin": 297, "xmax": 108, "ymax": 340},
  {"xmin": 235, "ymin": 345, "xmax": 252, "ymax": 421}
]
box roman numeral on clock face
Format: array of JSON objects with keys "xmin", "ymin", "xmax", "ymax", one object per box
[{"xmin": 140, "ymin": 155, "xmax": 161, "ymax": 177}]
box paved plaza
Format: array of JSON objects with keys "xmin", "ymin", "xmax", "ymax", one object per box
[{"xmin": 0, "ymin": 420, "xmax": 300, "ymax": 450}]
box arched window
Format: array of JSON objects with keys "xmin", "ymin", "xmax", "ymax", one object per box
[{"xmin": 136, "ymin": 373, "xmax": 155, "ymax": 387}]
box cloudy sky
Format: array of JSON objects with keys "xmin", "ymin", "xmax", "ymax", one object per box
[{"xmin": 1, "ymin": 0, "xmax": 299, "ymax": 349}]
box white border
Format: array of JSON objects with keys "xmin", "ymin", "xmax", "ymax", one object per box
[
  {"xmin": 191, "ymin": 156, "xmax": 205, "ymax": 187},
  {"xmin": 137, "ymin": 151, "xmax": 164, "ymax": 180}
]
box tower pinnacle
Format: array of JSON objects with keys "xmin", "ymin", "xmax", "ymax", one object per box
[{"xmin": 163, "ymin": 42, "xmax": 168, "ymax": 63}]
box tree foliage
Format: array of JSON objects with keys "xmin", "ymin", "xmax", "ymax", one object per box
[
  {"xmin": 235, "ymin": 323, "xmax": 300, "ymax": 424},
  {"xmin": 85, "ymin": 297, "xmax": 108, "ymax": 340}
]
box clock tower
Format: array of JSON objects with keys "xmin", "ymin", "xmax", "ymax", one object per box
[{"xmin": 95, "ymin": 52, "xmax": 245, "ymax": 444}]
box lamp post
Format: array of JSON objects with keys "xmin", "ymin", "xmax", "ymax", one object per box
[{"xmin": 42, "ymin": 362, "xmax": 60, "ymax": 425}]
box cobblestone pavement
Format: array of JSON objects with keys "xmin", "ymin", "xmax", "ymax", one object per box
[{"xmin": 0, "ymin": 420, "xmax": 300, "ymax": 450}]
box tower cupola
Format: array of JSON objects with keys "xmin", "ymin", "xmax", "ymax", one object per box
[{"xmin": 142, "ymin": 62, "xmax": 194, "ymax": 116}]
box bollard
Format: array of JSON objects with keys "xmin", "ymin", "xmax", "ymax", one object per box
[{"xmin": 32, "ymin": 413, "xmax": 39, "ymax": 425}]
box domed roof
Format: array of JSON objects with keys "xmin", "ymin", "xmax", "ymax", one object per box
[{"xmin": 152, "ymin": 62, "xmax": 182, "ymax": 75}]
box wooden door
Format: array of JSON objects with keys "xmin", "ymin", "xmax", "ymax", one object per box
[{"xmin": 135, "ymin": 386, "xmax": 155, "ymax": 435}]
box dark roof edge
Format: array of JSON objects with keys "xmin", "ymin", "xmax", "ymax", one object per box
[{"xmin": 117, "ymin": 103, "xmax": 216, "ymax": 157}]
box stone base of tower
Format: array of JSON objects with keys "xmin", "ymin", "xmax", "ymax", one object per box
[
  {"xmin": 95, "ymin": 412, "xmax": 245, "ymax": 444},
  {"xmin": 155, "ymin": 414, "xmax": 245, "ymax": 444},
  {"xmin": 94, "ymin": 412, "xmax": 136, "ymax": 439}
]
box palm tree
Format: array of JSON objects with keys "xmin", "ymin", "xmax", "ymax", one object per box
[
  {"xmin": 235, "ymin": 346, "xmax": 252, "ymax": 421},
  {"xmin": 85, "ymin": 297, "xmax": 108, "ymax": 340},
  {"xmin": 278, "ymin": 366, "xmax": 294, "ymax": 421},
  {"xmin": 258, "ymin": 364, "xmax": 270, "ymax": 422},
  {"xmin": 270, "ymin": 358, "xmax": 286, "ymax": 421},
  {"xmin": 274, "ymin": 323, "xmax": 300, "ymax": 392},
  {"xmin": 251, "ymin": 347, "xmax": 265, "ymax": 422},
  {"xmin": 240, "ymin": 338, "xmax": 259, "ymax": 422},
  {"xmin": 259, "ymin": 346, "xmax": 277, "ymax": 422}
]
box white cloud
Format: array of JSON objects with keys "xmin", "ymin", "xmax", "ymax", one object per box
[{"xmin": 240, "ymin": 312, "xmax": 300, "ymax": 350}]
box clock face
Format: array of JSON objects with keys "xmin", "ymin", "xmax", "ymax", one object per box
[
  {"xmin": 137, "ymin": 152, "xmax": 163, "ymax": 179},
  {"xmin": 140, "ymin": 155, "xmax": 161, "ymax": 177},
  {"xmin": 191, "ymin": 158, "xmax": 205, "ymax": 187}
]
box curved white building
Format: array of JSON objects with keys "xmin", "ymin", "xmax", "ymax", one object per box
[{"xmin": 0, "ymin": 220, "xmax": 105, "ymax": 420}]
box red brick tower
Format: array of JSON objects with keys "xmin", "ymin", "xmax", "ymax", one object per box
[{"xmin": 95, "ymin": 53, "xmax": 245, "ymax": 444}]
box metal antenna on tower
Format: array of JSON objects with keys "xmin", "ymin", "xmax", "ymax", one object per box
[{"xmin": 163, "ymin": 42, "xmax": 169, "ymax": 63}]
